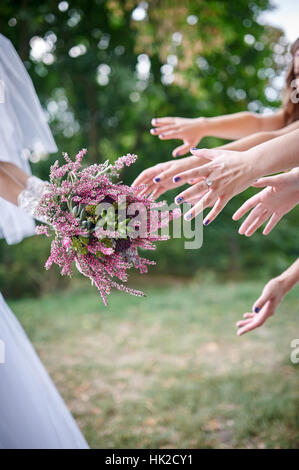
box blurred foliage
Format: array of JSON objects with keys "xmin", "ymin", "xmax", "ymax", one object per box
[{"xmin": 0, "ymin": 0, "xmax": 298, "ymax": 298}]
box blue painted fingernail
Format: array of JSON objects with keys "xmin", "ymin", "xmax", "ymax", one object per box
[
  {"xmin": 204, "ymin": 219, "xmax": 210, "ymax": 226},
  {"xmin": 176, "ymin": 196, "xmax": 184, "ymax": 204},
  {"xmin": 185, "ymin": 213, "xmax": 192, "ymax": 220},
  {"xmin": 191, "ymin": 147, "xmax": 198, "ymax": 151},
  {"xmin": 154, "ymin": 177, "xmax": 160, "ymax": 183},
  {"xmin": 254, "ymin": 307, "xmax": 259, "ymax": 313},
  {"xmin": 173, "ymin": 176, "xmax": 181, "ymax": 182}
]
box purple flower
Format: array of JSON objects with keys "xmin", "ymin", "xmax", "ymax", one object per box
[
  {"xmin": 62, "ymin": 236, "xmax": 72, "ymax": 249},
  {"xmin": 35, "ymin": 149, "xmax": 177, "ymax": 305}
]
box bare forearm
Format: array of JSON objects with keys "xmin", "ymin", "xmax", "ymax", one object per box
[
  {"xmin": 0, "ymin": 165, "xmax": 26, "ymax": 205},
  {"xmin": 220, "ymin": 131, "xmax": 278, "ymax": 151},
  {"xmin": 203, "ymin": 109, "xmax": 285, "ymax": 140},
  {"xmin": 221, "ymin": 119, "xmax": 299, "ymax": 151},
  {"xmin": 279, "ymin": 258, "xmax": 299, "ymax": 292},
  {"xmin": 247, "ymin": 128, "xmax": 299, "ymax": 178},
  {"xmin": 0, "ymin": 162, "xmax": 30, "ymax": 187}
]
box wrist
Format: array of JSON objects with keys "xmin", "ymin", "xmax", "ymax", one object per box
[
  {"xmin": 241, "ymin": 148, "xmax": 263, "ymax": 181},
  {"xmin": 245, "ymin": 147, "xmax": 268, "ymax": 180},
  {"xmin": 196, "ymin": 117, "xmax": 209, "ymax": 136},
  {"xmin": 277, "ymin": 272, "xmax": 296, "ymax": 295}
]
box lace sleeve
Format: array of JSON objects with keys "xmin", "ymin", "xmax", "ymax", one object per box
[{"xmin": 17, "ymin": 177, "xmax": 49, "ymax": 223}]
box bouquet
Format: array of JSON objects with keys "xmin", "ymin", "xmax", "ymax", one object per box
[{"xmin": 36, "ymin": 149, "xmax": 180, "ymax": 305}]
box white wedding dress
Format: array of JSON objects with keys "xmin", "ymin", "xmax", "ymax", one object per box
[{"xmin": 0, "ymin": 34, "xmax": 88, "ymax": 449}]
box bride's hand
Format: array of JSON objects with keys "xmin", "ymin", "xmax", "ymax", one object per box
[
  {"xmin": 172, "ymin": 148, "xmax": 258, "ymax": 224},
  {"xmin": 232, "ymin": 168, "xmax": 299, "ymax": 236},
  {"xmin": 150, "ymin": 117, "xmax": 208, "ymax": 157},
  {"xmin": 131, "ymin": 155, "xmax": 208, "ymax": 199}
]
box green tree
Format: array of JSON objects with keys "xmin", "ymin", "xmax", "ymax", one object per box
[{"xmin": 0, "ymin": 0, "xmax": 297, "ymax": 297}]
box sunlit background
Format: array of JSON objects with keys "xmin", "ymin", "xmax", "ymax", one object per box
[{"xmin": 0, "ymin": 0, "xmax": 298, "ymax": 449}]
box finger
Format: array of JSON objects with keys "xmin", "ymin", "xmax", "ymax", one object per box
[
  {"xmin": 184, "ymin": 196, "xmax": 202, "ymax": 205},
  {"xmin": 152, "ymin": 167, "xmax": 179, "ymax": 185},
  {"xmin": 263, "ymin": 213, "xmax": 283, "ymax": 235},
  {"xmin": 150, "ymin": 125, "xmax": 176, "ymax": 136},
  {"xmin": 158, "ymin": 130, "xmax": 182, "ymax": 140},
  {"xmin": 132, "ymin": 167, "xmax": 160, "ymax": 188},
  {"xmin": 232, "ymin": 194, "xmax": 261, "ymax": 221},
  {"xmin": 203, "ymin": 196, "xmax": 229, "ymax": 225},
  {"xmin": 139, "ymin": 183, "xmax": 155, "ymax": 197},
  {"xmin": 237, "ymin": 302, "xmax": 274, "ymax": 335},
  {"xmin": 173, "ymin": 164, "xmax": 210, "ymax": 185},
  {"xmin": 252, "ymin": 287, "xmax": 271, "ymax": 314},
  {"xmin": 238, "ymin": 204, "xmax": 263, "ymax": 234},
  {"xmin": 188, "ymin": 178, "xmax": 202, "ymax": 184},
  {"xmin": 253, "ymin": 174, "xmax": 285, "ymax": 188},
  {"xmin": 236, "ymin": 319, "xmax": 252, "ymax": 328},
  {"xmin": 172, "ymin": 143, "xmax": 192, "ymax": 158},
  {"xmin": 184, "ymin": 190, "xmax": 214, "ymax": 220},
  {"xmin": 151, "ymin": 117, "xmax": 176, "ymax": 127},
  {"xmin": 190, "ymin": 147, "xmax": 223, "ymax": 161},
  {"xmin": 243, "ymin": 312, "xmax": 255, "ymax": 319},
  {"xmin": 135, "ymin": 184, "xmax": 155, "ymax": 197},
  {"xmin": 174, "ymin": 181, "xmax": 208, "ymax": 205},
  {"xmin": 244, "ymin": 213, "xmax": 269, "ymax": 237},
  {"xmin": 150, "ymin": 186, "xmax": 166, "ymax": 200}
]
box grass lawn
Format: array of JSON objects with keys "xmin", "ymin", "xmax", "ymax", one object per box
[{"xmin": 8, "ymin": 277, "xmax": 299, "ymax": 449}]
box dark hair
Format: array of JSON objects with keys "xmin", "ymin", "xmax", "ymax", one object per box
[{"xmin": 282, "ymin": 37, "xmax": 299, "ymax": 124}]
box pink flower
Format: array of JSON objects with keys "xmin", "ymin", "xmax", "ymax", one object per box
[
  {"xmin": 35, "ymin": 225, "xmax": 50, "ymax": 237},
  {"xmin": 62, "ymin": 236, "xmax": 72, "ymax": 249},
  {"xmin": 35, "ymin": 149, "xmax": 176, "ymax": 305}
]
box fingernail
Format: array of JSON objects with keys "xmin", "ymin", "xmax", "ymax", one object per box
[
  {"xmin": 174, "ymin": 152, "xmax": 179, "ymax": 157},
  {"xmin": 176, "ymin": 196, "xmax": 184, "ymax": 204},
  {"xmin": 154, "ymin": 177, "xmax": 160, "ymax": 183},
  {"xmin": 203, "ymin": 219, "xmax": 210, "ymax": 226},
  {"xmin": 191, "ymin": 147, "xmax": 198, "ymax": 151},
  {"xmin": 185, "ymin": 213, "xmax": 192, "ymax": 221},
  {"xmin": 159, "ymin": 134, "xmax": 164, "ymax": 138},
  {"xmin": 254, "ymin": 307, "xmax": 259, "ymax": 313},
  {"xmin": 150, "ymin": 129, "xmax": 157, "ymax": 134},
  {"xmin": 173, "ymin": 176, "xmax": 181, "ymax": 182}
]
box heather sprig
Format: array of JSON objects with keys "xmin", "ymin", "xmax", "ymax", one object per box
[{"xmin": 36, "ymin": 150, "xmax": 179, "ymax": 305}]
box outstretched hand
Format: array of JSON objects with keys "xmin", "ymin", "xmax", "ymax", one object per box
[
  {"xmin": 236, "ymin": 276, "xmax": 288, "ymax": 336},
  {"xmin": 232, "ymin": 168, "xmax": 299, "ymax": 236},
  {"xmin": 150, "ymin": 117, "xmax": 207, "ymax": 157},
  {"xmin": 172, "ymin": 147, "xmax": 257, "ymax": 224},
  {"xmin": 131, "ymin": 155, "xmax": 208, "ymax": 200}
]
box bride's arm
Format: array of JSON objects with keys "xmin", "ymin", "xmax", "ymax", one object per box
[
  {"xmin": 0, "ymin": 161, "xmax": 30, "ymax": 187},
  {"xmin": 0, "ymin": 162, "xmax": 47, "ymax": 221},
  {"xmin": 0, "ymin": 163, "xmax": 27, "ymax": 205}
]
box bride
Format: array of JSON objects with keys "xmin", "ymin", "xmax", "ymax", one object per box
[{"xmin": 0, "ymin": 33, "xmax": 88, "ymax": 449}]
